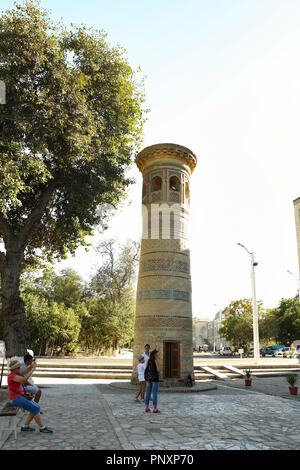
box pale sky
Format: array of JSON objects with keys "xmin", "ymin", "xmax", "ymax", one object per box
[{"xmin": 2, "ymin": 0, "xmax": 300, "ymax": 320}]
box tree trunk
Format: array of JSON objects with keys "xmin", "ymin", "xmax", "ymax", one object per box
[{"xmin": 1, "ymin": 251, "xmax": 27, "ymax": 358}]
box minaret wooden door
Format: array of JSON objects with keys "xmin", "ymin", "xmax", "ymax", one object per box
[{"xmin": 164, "ymin": 341, "xmax": 180, "ymax": 378}]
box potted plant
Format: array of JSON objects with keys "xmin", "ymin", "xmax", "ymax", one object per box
[
  {"xmin": 244, "ymin": 369, "xmax": 252, "ymax": 386},
  {"xmin": 286, "ymin": 375, "xmax": 298, "ymax": 395}
]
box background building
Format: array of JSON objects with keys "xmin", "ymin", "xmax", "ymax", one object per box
[
  {"xmin": 207, "ymin": 311, "xmax": 230, "ymax": 352},
  {"xmin": 193, "ymin": 311, "xmax": 231, "ymax": 352},
  {"xmin": 192, "ymin": 318, "xmax": 209, "ymax": 350}
]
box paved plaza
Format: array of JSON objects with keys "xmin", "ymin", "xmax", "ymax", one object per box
[{"xmin": 0, "ymin": 374, "xmax": 300, "ymax": 450}]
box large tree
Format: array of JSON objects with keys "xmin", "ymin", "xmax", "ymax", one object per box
[
  {"xmin": 85, "ymin": 239, "xmax": 139, "ymax": 353},
  {"xmin": 0, "ymin": 1, "xmax": 146, "ymax": 356},
  {"xmin": 219, "ymin": 299, "xmax": 264, "ymax": 351},
  {"xmin": 90, "ymin": 239, "xmax": 140, "ymax": 302},
  {"xmin": 270, "ymin": 298, "xmax": 300, "ymax": 345}
]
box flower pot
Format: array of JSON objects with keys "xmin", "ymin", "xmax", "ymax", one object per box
[
  {"xmin": 289, "ymin": 386, "xmax": 298, "ymax": 395},
  {"xmin": 245, "ymin": 379, "xmax": 252, "ymax": 386}
]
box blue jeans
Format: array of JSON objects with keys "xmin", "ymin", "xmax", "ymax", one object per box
[
  {"xmin": 145, "ymin": 381, "xmax": 159, "ymax": 408},
  {"xmin": 10, "ymin": 396, "xmax": 40, "ymax": 416}
]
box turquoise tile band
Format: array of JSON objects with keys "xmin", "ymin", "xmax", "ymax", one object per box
[{"xmin": 137, "ymin": 289, "xmax": 191, "ymax": 302}]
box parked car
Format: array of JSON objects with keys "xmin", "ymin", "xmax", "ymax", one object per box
[
  {"xmin": 293, "ymin": 350, "xmax": 300, "ymax": 358},
  {"xmin": 246, "ymin": 348, "xmax": 264, "ymax": 357},
  {"xmin": 274, "ymin": 349, "xmax": 285, "ymax": 357},
  {"xmin": 264, "ymin": 345, "xmax": 285, "ymax": 357},
  {"xmin": 247, "ymin": 348, "xmax": 253, "ymax": 357},
  {"xmin": 219, "ymin": 346, "xmax": 233, "ymax": 356}
]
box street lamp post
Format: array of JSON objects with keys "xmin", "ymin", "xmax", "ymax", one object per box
[{"xmin": 237, "ymin": 243, "xmax": 260, "ymax": 363}]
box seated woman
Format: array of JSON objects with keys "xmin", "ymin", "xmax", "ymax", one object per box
[{"xmin": 7, "ymin": 359, "xmax": 53, "ymax": 434}]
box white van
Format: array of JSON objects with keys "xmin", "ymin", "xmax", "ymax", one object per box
[{"xmin": 219, "ymin": 346, "xmax": 232, "ymax": 356}]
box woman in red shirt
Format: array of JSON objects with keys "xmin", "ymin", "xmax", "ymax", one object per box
[{"xmin": 8, "ymin": 359, "xmax": 53, "ymax": 434}]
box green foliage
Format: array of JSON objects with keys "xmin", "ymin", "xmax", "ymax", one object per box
[
  {"xmin": 12, "ymin": 238, "xmax": 139, "ymax": 356},
  {"xmin": 23, "ymin": 291, "xmax": 81, "ymax": 355},
  {"xmin": 219, "ymin": 296, "xmax": 300, "ymax": 351},
  {"xmin": 259, "ymin": 308, "xmax": 279, "ymax": 343},
  {"xmin": 80, "ymin": 239, "xmax": 139, "ymax": 353},
  {"xmin": 82, "ymin": 291, "xmax": 135, "ymax": 354},
  {"xmin": 90, "ymin": 239, "xmax": 139, "ymax": 301},
  {"xmin": 0, "ymin": 0, "xmax": 146, "ymax": 356},
  {"xmin": 219, "ymin": 299, "xmax": 261, "ymax": 350},
  {"xmin": 0, "ymin": 0, "xmax": 146, "ymax": 263},
  {"xmin": 244, "ymin": 369, "xmax": 252, "ymax": 379},
  {"xmin": 269, "ymin": 298, "xmax": 300, "ymax": 345}
]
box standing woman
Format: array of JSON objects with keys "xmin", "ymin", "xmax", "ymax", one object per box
[
  {"xmin": 7, "ymin": 359, "xmax": 53, "ymax": 433},
  {"xmin": 144, "ymin": 349, "xmax": 160, "ymax": 414}
]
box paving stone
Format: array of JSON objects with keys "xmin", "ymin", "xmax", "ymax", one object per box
[{"xmin": 1, "ymin": 376, "xmax": 300, "ymax": 450}]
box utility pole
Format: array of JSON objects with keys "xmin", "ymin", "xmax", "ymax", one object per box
[{"xmin": 237, "ymin": 243, "xmax": 260, "ymax": 362}]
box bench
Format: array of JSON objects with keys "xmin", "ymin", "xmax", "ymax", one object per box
[
  {"xmin": 0, "ymin": 402, "xmax": 24, "ymax": 439},
  {"xmin": 0, "ymin": 392, "xmax": 34, "ymax": 439}
]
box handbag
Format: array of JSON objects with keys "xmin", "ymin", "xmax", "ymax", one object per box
[{"xmin": 144, "ymin": 359, "xmax": 158, "ymax": 382}]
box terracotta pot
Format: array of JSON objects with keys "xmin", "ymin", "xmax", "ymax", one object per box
[
  {"xmin": 289, "ymin": 386, "xmax": 298, "ymax": 395},
  {"xmin": 245, "ymin": 379, "xmax": 252, "ymax": 386}
]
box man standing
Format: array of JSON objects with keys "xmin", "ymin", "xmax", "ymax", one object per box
[
  {"xmin": 20, "ymin": 353, "xmax": 42, "ymax": 405},
  {"xmin": 142, "ymin": 344, "xmax": 150, "ymax": 367}
]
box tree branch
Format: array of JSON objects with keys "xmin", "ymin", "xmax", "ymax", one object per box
[
  {"xmin": 19, "ymin": 180, "xmax": 57, "ymax": 250},
  {"xmin": 0, "ymin": 214, "xmax": 14, "ymax": 245}
]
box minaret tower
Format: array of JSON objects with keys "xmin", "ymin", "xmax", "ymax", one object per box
[{"xmin": 131, "ymin": 143, "xmax": 197, "ymax": 386}]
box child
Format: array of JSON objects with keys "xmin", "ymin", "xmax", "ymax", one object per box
[{"xmin": 135, "ymin": 355, "xmax": 146, "ymax": 403}]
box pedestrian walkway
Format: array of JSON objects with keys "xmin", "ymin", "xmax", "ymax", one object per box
[
  {"xmin": 0, "ymin": 381, "xmax": 123, "ymax": 450},
  {"xmin": 1, "ymin": 376, "xmax": 300, "ymax": 450}
]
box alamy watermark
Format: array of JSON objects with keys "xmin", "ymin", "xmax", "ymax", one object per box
[{"xmin": 96, "ymin": 202, "xmax": 189, "ymax": 240}]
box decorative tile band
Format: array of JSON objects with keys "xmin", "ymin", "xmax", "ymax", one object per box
[
  {"xmin": 135, "ymin": 316, "xmax": 192, "ymax": 329},
  {"xmin": 141, "ymin": 250, "xmax": 189, "ymax": 257},
  {"xmin": 137, "ymin": 289, "xmax": 191, "ymax": 302},
  {"xmin": 139, "ymin": 258, "xmax": 190, "ymax": 274},
  {"xmin": 139, "ymin": 274, "xmax": 190, "ymax": 281}
]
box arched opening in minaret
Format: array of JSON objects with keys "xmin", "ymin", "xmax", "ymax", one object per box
[
  {"xmin": 169, "ymin": 176, "xmax": 180, "ymax": 192},
  {"xmin": 151, "ymin": 176, "xmax": 162, "ymax": 191}
]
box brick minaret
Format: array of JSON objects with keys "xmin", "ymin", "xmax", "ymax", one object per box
[{"xmin": 131, "ymin": 143, "xmax": 197, "ymax": 386}]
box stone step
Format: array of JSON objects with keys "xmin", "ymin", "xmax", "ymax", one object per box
[
  {"xmin": 4, "ymin": 367, "xmax": 132, "ymax": 375},
  {"xmin": 2, "ymin": 363, "xmax": 299, "ymax": 381},
  {"xmin": 16, "ymin": 371, "xmax": 132, "ymax": 379},
  {"xmin": 199, "ymin": 366, "xmax": 231, "ymax": 381},
  {"xmin": 194, "ymin": 364, "xmax": 300, "ymax": 370},
  {"xmin": 222, "ymin": 365, "xmax": 246, "ymax": 376},
  {"xmin": 3, "ymin": 363, "xmax": 132, "ymax": 370}
]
